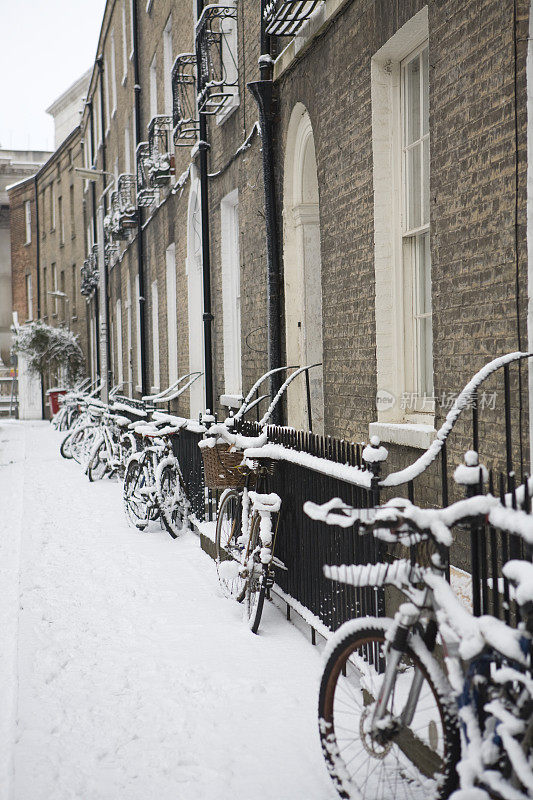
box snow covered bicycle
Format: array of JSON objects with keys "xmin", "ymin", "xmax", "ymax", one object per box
[
  {"xmin": 215, "ymin": 476, "xmax": 282, "ymax": 633},
  {"xmin": 304, "ymin": 495, "xmax": 533, "ymax": 800},
  {"xmin": 85, "ymin": 409, "xmax": 137, "ymax": 481},
  {"xmin": 204, "ymin": 424, "xmax": 283, "ymax": 633},
  {"xmin": 123, "ymin": 418, "xmax": 188, "ymax": 537},
  {"xmin": 207, "ymin": 365, "xmax": 323, "ymax": 632},
  {"xmin": 59, "ymin": 397, "xmax": 107, "ymax": 463}
]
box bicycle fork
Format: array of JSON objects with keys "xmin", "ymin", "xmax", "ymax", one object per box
[{"xmin": 370, "ymin": 608, "xmax": 427, "ymax": 737}]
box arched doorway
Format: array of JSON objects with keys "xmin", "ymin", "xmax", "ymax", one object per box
[
  {"xmin": 283, "ymin": 104, "xmax": 324, "ymax": 433},
  {"xmin": 186, "ymin": 170, "xmax": 205, "ymax": 416}
]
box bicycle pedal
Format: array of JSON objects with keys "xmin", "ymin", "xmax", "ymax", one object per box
[{"xmin": 271, "ymin": 556, "xmax": 287, "ymax": 571}]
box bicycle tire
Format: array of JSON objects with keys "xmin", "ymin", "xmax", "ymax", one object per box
[
  {"xmin": 87, "ymin": 439, "xmax": 108, "ymax": 482},
  {"xmin": 60, "ymin": 431, "xmax": 74, "ymax": 459},
  {"xmin": 156, "ymin": 458, "xmax": 187, "ymax": 538},
  {"xmin": 123, "ymin": 455, "xmax": 149, "ymax": 530},
  {"xmin": 72, "ymin": 425, "xmax": 96, "ymax": 465},
  {"xmin": 243, "ymin": 514, "xmax": 267, "ymax": 634},
  {"xmin": 215, "ymin": 489, "xmax": 246, "ymax": 601},
  {"xmin": 318, "ymin": 617, "xmax": 459, "ymax": 800}
]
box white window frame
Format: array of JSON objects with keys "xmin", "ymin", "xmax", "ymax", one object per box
[
  {"xmin": 58, "ymin": 195, "xmax": 64, "ymax": 244},
  {"xmin": 51, "ymin": 262, "xmax": 58, "ymax": 315},
  {"xmin": 24, "ymin": 200, "xmax": 31, "ymax": 244},
  {"xmin": 151, "ymin": 279, "xmax": 160, "ymax": 392},
  {"xmin": 116, "ymin": 298, "xmax": 123, "ymax": 387},
  {"xmin": 110, "ymin": 32, "xmax": 117, "ymax": 116},
  {"xmin": 122, "ymin": 0, "xmax": 128, "ymax": 82},
  {"xmin": 50, "ymin": 183, "xmax": 56, "ymax": 231},
  {"xmin": 129, "ymin": 0, "xmax": 135, "ymax": 60},
  {"xmin": 163, "ymin": 16, "xmax": 173, "ymax": 117},
  {"xmin": 135, "ymin": 275, "xmax": 142, "ymax": 391},
  {"xmin": 166, "ymin": 243, "xmax": 178, "ymax": 385},
  {"xmin": 126, "ymin": 273, "xmax": 133, "ymax": 393},
  {"xmin": 94, "ymin": 88, "xmax": 101, "ymax": 151},
  {"xmin": 26, "ymin": 274, "xmax": 33, "ymax": 321},
  {"xmin": 125, "ymin": 122, "xmax": 131, "ymax": 175},
  {"xmin": 216, "ymin": 0, "xmax": 239, "ymax": 126},
  {"xmin": 221, "ymin": 189, "xmax": 242, "ymax": 395},
  {"xmin": 105, "ymin": 61, "xmax": 111, "ymax": 133},
  {"xmin": 401, "ymin": 42, "xmax": 432, "ymax": 407},
  {"xmin": 71, "ymin": 263, "xmax": 77, "ymax": 318},
  {"xmin": 149, "ymin": 54, "xmax": 158, "ymax": 119},
  {"xmin": 90, "ymin": 313, "xmax": 97, "ymax": 380},
  {"xmin": 371, "ymin": 7, "xmax": 433, "ymax": 429}
]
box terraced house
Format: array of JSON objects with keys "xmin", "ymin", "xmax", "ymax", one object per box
[{"xmin": 9, "ymin": 0, "xmax": 533, "ymax": 495}]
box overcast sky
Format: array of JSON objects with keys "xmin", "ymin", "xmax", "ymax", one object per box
[{"xmin": 0, "ymin": 0, "xmax": 107, "ymax": 152}]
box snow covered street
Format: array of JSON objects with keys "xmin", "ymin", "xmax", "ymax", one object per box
[{"xmin": 0, "ymin": 421, "xmax": 336, "ymax": 800}]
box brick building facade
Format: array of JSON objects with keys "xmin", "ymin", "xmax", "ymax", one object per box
[
  {"xmin": 9, "ymin": 127, "xmax": 90, "ymax": 399},
  {"xmin": 9, "ymin": 0, "xmax": 532, "ymax": 484}
]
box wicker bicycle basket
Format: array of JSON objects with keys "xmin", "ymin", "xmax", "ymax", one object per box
[{"xmin": 201, "ymin": 443, "xmax": 251, "ymax": 490}]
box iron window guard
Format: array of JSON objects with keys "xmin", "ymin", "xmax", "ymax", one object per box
[
  {"xmin": 80, "ymin": 246, "xmax": 99, "ymax": 297},
  {"xmin": 171, "ymin": 53, "xmax": 200, "ymax": 146},
  {"xmin": 105, "ymin": 241, "xmax": 119, "ymax": 267},
  {"xmin": 136, "ymin": 142, "xmax": 158, "ymax": 207},
  {"xmin": 196, "ymin": 4, "xmax": 239, "ymax": 116},
  {"xmin": 147, "ymin": 116, "xmax": 175, "ymax": 187},
  {"xmin": 104, "ymin": 175, "xmax": 137, "ymax": 240},
  {"xmin": 117, "ymin": 174, "xmax": 137, "ymax": 227},
  {"xmin": 264, "ymin": 0, "xmax": 323, "ymax": 36}
]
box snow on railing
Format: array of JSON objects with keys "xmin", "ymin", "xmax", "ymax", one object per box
[{"xmin": 380, "ymin": 351, "xmax": 531, "ymax": 487}]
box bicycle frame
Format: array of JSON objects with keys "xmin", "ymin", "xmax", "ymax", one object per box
[{"xmin": 333, "ymin": 552, "xmax": 532, "ymax": 798}]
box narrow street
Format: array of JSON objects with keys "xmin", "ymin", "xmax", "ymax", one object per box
[{"xmin": 0, "ymin": 421, "xmax": 335, "ymax": 800}]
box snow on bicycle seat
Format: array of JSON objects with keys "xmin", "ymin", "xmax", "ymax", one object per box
[
  {"xmin": 112, "ymin": 415, "xmax": 131, "ymax": 427},
  {"xmin": 502, "ymin": 560, "xmax": 533, "ymax": 607},
  {"xmin": 132, "ymin": 422, "xmax": 161, "ymax": 437}
]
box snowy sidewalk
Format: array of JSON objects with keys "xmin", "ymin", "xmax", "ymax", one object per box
[{"xmin": 0, "ymin": 422, "xmax": 335, "ymax": 800}]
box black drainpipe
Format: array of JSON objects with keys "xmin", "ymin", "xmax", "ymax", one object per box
[
  {"xmin": 196, "ymin": 0, "xmax": 214, "ymax": 412},
  {"xmin": 34, "ymin": 174, "xmax": 45, "ymax": 419},
  {"xmin": 132, "ymin": 0, "xmax": 149, "ymax": 397},
  {"xmin": 96, "ymin": 55, "xmax": 113, "ymax": 394},
  {"xmin": 89, "ymin": 101, "xmax": 101, "ymax": 380},
  {"xmin": 248, "ymin": 1, "xmax": 282, "ymax": 421},
  {"xmin": 34, "ymin": 175, "xmax": 41, "ymax": 319}
]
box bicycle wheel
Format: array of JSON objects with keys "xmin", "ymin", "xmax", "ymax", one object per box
[
  {"xmin": 60, "ymin": 431, "xmax": 74, "ymax": 459},
  {"xmin": 318, "ymin": 618, "xmax": 459, "ymax": 800},
  {"xmin": 87, "ymin": 439, "xmax": 108, "ymax": 482},
  {"xmin": 215, "ymin": 489, "xmax": 246, "ymax": 601},
  {"xmin": 156, "ymin": 458, "xmax": 187, "ymax": 538},
  {"xmin": 123, "ymin": 456, "xmax": 150, "ymax": 530},
  {"xmin": 243, "ymin": 513, "xmax": 267, "ymax": 634}
]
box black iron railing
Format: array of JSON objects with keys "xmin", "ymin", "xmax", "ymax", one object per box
[
  {"xmin": 147, "ymin": 116, "xmax": 174, "ymax": 187},
  {"xmin": 172, "ymin": 427, "xmax": 217, "ymax": 523},
  {"xmin": 196, "ymin": 4, "xmax": 239, "ymax": 116},
  {"xmin": 264, "ymin": 0, "xmax": 323, "ymax": 36},
  {"xmin": 171, "ymin": 53, "xmax": 200, "ymax": 146},
  {"xmin": 80, "ymin": 248, "xmax": 99, "ymax": 297},
  {"xmin": 136, "ymin": 142, "xmax": 157, "ymax": 207}
]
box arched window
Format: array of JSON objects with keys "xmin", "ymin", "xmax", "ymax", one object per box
[{"xmin": 283, "ymin": 104, "xmax": 324, "ymax": 433}]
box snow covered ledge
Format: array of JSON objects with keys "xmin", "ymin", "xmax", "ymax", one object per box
[{"xmin": 369, "ymin": 422, "xmax": 437, "ymax": 451}]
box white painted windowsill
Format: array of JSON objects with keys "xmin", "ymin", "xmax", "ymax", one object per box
[
  {"xmin": 220, "ymin": 393, "xmax": 244, "ymax": 409},
  {"xmin": 216, "ymin": 95, "xmax": 240, "ymax": 127},
  {"xmin": 369, "ymin": 422, "xmax": 437, "ymax": 451}
]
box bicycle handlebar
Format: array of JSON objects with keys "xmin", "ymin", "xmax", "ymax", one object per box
[{"xmin": 304, "ymin": 494, "xmax": 533, "ymax": 549}]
